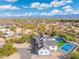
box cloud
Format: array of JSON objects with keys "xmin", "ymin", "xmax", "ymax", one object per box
[
  {"xmin": 65, "ymin": 9, "xmax": 74, "ymax": 13},
  {"xmin": 63, "ymin": 5, "xmax": 74, "ymax": 13},
  {"xmin": 63, "ymin": 0, "xmax": 72, "ymax": 3},
  {"xmin": 0, "ymin": 5, "xmax": 20, "ymax": 10},
  {"xmin": 23, "ymin": 13, "xmax": 34, "ymax": 16},
  {"xmin": 63, "ymin": 5, "xmax": 72, "ymax": 9},
  {"xmin": 39, "ymin": 9, "xmax": 79, "ymax": 16},
  {"xmin": 0, "ymin": 12, "xmax": 12, "ymax": 17},
  {"xmin": 25, "ymin": 0, "xmax": 73, "ymax": 9},
  {"xmin": 63, "ymin": 5, "xmax": 79, "ymax": 14},
  {"xmin": 50, "ymin": 0, "xmax": 73, "ymax": 7},
  {"xmin": 39, "ymin": 9, "xmax": 63, "ymax": 16},
  {"xmin": 49, "ymin": 9, "xmax": 62, "ymax": 15},
  {"xmin": 23, "ymin": 6, "xmax": 28, "ymax": 8},
  {"xmin": 5, "ymin": 0, "xmax": 17, "ymax": 2},
  {"xmin": 40, "ymin": 3, "xmax": 50, "ymax": 9},
  {"xmin": 30, "ymin": 2, "xmax": 50, "ymax": 10},
  {"xmin": 31, "ymin": 2, "xmax": 40, "ymax": 8},
  {"xmin": 40, "ymin": 9, "xmax": 63, "ymax": 16},
  {"xmin": 77, "ymin": 10, "xmax": 79, "ymax": 13},
  {"xmin": 40, "ymin": 12, "xmax": 49, "ymax": 16},
  {"xmin": 50, "ymin": 1, "xmax": 65, "ymax": 7}
]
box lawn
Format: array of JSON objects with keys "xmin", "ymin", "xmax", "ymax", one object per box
[
  {"xmin": 57, "ymin": 42, "xmax": 65, "ymax": 47},
  {"xmin": 60, "ymin": 33, "xmax": 76, "ymax": 42}
]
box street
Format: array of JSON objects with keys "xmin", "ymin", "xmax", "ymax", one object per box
[{"xmin": 17, "ymin": 48, "xmax": 32, "ymax": 59}]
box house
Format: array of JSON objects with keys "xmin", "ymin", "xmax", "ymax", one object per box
[
  {"xmin": 32, "ymin": 34, "xmax": 57, "ymax": 55},
  {"xmin": 3, "ymin": 31, "xmax": 14, "ymax": 38},
  {"xmin": 23, "ymin": 29, "xmax": 32, "ymax": 34},
  {"xmin": 0, "ymin": 27, "xmax": 15, "ymax": 39},
  {"xmin": 15, "ymin": 27, "xmax": 22, "ymax": 37},
  {"xmin": 38, "ymin": 48, "xmax": 50, "ymax": 55},
  {"xmin": 1, "ymin": 29, "xmax": 14, "ymax": 38},
  {"xmin": 0, "ymin": 28, "xmax": 10, "ymax": 33}
]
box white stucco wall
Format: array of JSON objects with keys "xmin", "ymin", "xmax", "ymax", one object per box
[
  {"xmin": 49, "ymin": 46, "xmax": 58, "ymax": 51},
  {"xmin": 38, "ymin": 48, "xmax": 50, "ymax": 55}
]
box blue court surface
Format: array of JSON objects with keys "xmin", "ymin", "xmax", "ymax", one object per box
[{"xmin": 58, "ymin": 43, "xmax": 77, "ymax": 55}]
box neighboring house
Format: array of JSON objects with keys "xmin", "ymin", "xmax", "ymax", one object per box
[
  {"xmin": 0, "ymin": 26, "xmax": 5, "ymax": 29},
  {"xmin": 0, "ymin": 29, "xmax": 10, "ymax": 33},
  {"xmin": 23, "ymin": 29, "xmax": 32, "ymax": 34},
  {"xmin": 3, "ymin": 31, "xmax": 14, "ymax": 38},
  {"xmin": 0, "ymin": 25, "xmax": 11, "ymax": 29},
  {"xmin": 0, "ymin": 28, "xmax": 14, "ymax": 38},
  {"xmin": 15, "ymin": 28, "xmax": 22, "ymax": 37},
  {"xmin": 0, "ymin": 27, "xmax": 22, "ymax": 39},
  {"xmin": 32, "ymin": 34, "xmax": 57, "ymax": 55},
  {"xmin": 0, "ymin": 27, "xmax": 16, "ymax": 38}
]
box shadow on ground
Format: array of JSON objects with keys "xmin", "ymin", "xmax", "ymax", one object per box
[{"xmin": 58, "ymin": 55, "xmax": 70, "ymax": 59}]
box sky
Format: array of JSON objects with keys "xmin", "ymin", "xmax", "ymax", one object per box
[{"xmin": 0, "ymin": 0, "xmax": 79, "ymax": 17}]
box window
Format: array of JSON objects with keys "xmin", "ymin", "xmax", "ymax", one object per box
[
  {"xmin": 45, "ymin": 51, "xmax": 47, "ymax": 53},
  {"xmin": 41, "ymin": 52, "xmax": 43, "ymax": 54}
]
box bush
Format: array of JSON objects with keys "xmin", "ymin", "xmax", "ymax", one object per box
[
  {"xmin": 70, "ymin": 52, "xmax": 79, "ymax": 59},
  {"xmin": 24, "ymin": 24, "xmax": 36, "ymax": 29},
  {"xmin": 15, "ymin": 34, "xmax": 30, "ymax": 44},
  {"xmin": 10, "ymin": 26, "xmax": 16, "ymax": 32},
  {"xmin": 53, "ymin": 31, "xmax": 59, "ymax": 36},
  {"xmin": 0, "ymin": 44, "xmax": 17, "ymax": 58},
  {"xmin": 5, "ymin": 33, "xmax": 36, "ymax": 44},
  {"xmin": 0, "ymin": 31, "xmax": 4, "ymax": 38},
  {"xmin": 5, "ymin": 38, "xmax": 15, "ymax": 44}
]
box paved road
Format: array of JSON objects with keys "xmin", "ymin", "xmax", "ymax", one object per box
[{"xmin": 17, "ymin": 48, "xmax": 32, "ymax": 59}]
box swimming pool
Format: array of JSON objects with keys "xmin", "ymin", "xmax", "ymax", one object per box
[
  {"xmin": 55, "ymin": 36, "xmax": 64, "ymax": 42},
  {"xmin": 58, "ymin": 43, "xmax": 77, "ymax": 55}
]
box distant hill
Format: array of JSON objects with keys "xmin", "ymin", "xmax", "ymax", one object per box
[{"xmin": 0, "ymin": 14, "xmax": 79, "ymax": 19}]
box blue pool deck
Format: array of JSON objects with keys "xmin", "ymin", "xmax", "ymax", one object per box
[{"xmin": 58, "ymin": 43, "xmax": 77, "ymax": 55}]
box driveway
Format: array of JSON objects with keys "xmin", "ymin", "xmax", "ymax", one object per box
[
  {"xmin": 17, "ymin": 48, "xmax": 32, "ymax": 59},
  {"xmin": 31, "ymin": 51, "xmax": 69, "ymax": 59}
]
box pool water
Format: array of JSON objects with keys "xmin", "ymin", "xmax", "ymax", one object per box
[
  {"xmin": 55, "ymin": 36, "xmax": 64, "ymax": 42},
  {"xmin": 58, "ymin": 43, "xmax": 77, "ymax": 55}
]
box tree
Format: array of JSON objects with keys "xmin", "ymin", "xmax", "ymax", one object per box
[
  {"xmin": 60, "ymin": 33, "xmax": 76, "ymax": 42},
  {"xmin": 29, "ymin": 32, "xmax": 36, "ymax": 39},
  {"xmin": 20, "ymin": 34, "xmax": 30, "ymax": 43},
  {"xmin": 0, "ymin": 43, "xmax": 17, "ymax": 57},
  {"xmin": 24, "ymin": 24, "xmax": 36, "ymax": 29},
  {"xmin": 15, "ymin": 34, "xmax": 30, "ymax": 43},
  {"xmin": 37, "ymin": 24, "xmax": 46, "ymax": 33},
  {"xmin": 3, "ymin": 44, "xmax": 17, "ymax": 56},
  {"xmin": 10, "ymin": 26, "xmax": 16, "ymax": 32},
  {"xmin": 0, "ymin": 31, "xmax": 4, "ymax": 38},
  {"xmin": 70, "ymin": 52, "xmax": 79, "ymax": 59},
  {"xmin": 5, "ymin": 38, "xmax": 15, "ymax": 44}
]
